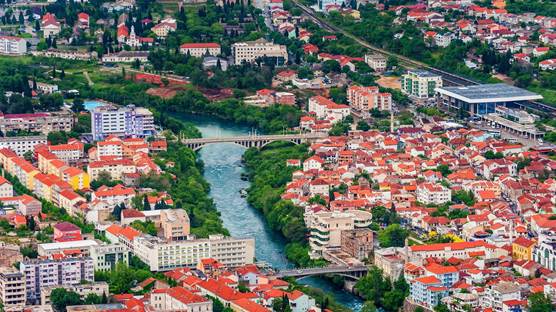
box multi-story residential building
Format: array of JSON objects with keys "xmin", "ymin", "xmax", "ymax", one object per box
[
  {"xmin": 512, "ymin": 236, "xmax": 535, "ymax": 261},
  {"xmin": 87, "ymin": 159, "xmax": 136, "ymax": 181},
  {"xmin": 305, "ymin": 210, "xmax": 372, "ymax": 259},
  {"xmin": 133, "ymin": 234, "xmax": 255, "ymax": 271},
  {"xmin": 401, "ymin": 70, "xmax": 443, "ymax": 99},
  {"xmin": 34, "ymin": 82, "xmax": 59, "ymax": 94},
  {"xmin": 410, "ymin": 276, "xmax": 449, "ymax": 309},
  {"xmin": 0, "ymin": 111, "xmax": 74, "ymax": 135},
  {"xmin": 0, "ymin": 136, "xmax": 47, "ymax": 156},
  {"xmin": 0, "ymin": 243, "xmax": 23, "ymax": 268},
  {"xmin": 533, "ymin": 231, "xmax": 556, "ymax": 271},
  {"xmin": 364, "ymin": 53, "xmax": 387, "ymax": 72},
  {"xmin": 340, "ymin": 228, "xmax": 373, "ymax": 260},
  {"xmin": 308, "ymin": 96, "xmax": 350, "ymax": 124},
  {"xmin": 41, "ymin": 13, "xmax": 61, "ymax": 38},
  {"xmin": 20, "ymin": 257, "xmax": 94, "ymax": 303},
  {"xmin": 40, "ymin": 282, "xmax": 109, "ymax": 305},
  {"xmin": 89, "ymin": 244, "xmax": 129, "ymax": 271},
  {"xmin": 347, "ymin": 85, "xmax": 392, "ymax": 113},
  {"xmin": 150, "ymin": 287, "xmax": 212, "ymax": 311},
  {"xmin": 0, "ymin": 36, "xmax": 27, "ymax": 55},
  {"xmin": 0, "ymin": 176, "xmax": 12, "ymax": 198},
  {"xmin": 91, "ymin": 104, "xmax": 155, "ymax": 140},
  {"xmin": 91, "ymin": 184, "xmax": 135, "ymax": 207},
  {"xmin": 0, "ymin": 267, "xmax": 26, "ymax": 310},
  {"xmin": 231, "ymin": 39, "xmax": 288, "ymax": 65},
  {"xmin": 179, "ymin": 43, "xmax": 221, "ymax": 57},
  {"xmin": 482, "ymin": 282, "xmax": 521, "ymax": 312},
  {"xmin": 160, "ymin": 209, "xmax": 190, "ymax": 241},
  {"xmin": 47, "ymin": 139, "xmax": 84, "ymax": 162},
  {"xmin": 416, "ymin": 182, "xmax": 451, "ymax": 205},
  {"xmin": 423, "ymin": 263, "xmax": 459, "ymax": 287},
  {"xmin": 0, "ymin": 195, "xmax": 41, "ymax": 216}
]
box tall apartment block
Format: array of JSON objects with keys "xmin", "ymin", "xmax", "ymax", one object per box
[
  {"xmin": 91, "ymin": 104, "xmax": 155, "ymax": 140},
  {"xmin": 20, "ymin": 257, "xmax": 94, "ymax": 304}
]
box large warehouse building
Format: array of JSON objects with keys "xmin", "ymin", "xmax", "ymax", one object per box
[{"xmin": 435, "ymin": 83, "xmax": 543, "ymax": 115}]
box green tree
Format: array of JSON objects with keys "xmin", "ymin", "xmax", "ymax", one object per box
[
  {"xmin": 72, "ymin": 98, "xmax": 85, "ymax": 113},
  {"xmin": 529, "ymin": 293, "xmax": 553, "ymax": 312},
  {"xmin": 357, "ymin": 120, "xmax": 371, "ymax": 131},
  {"xmin": 378, "ymin": 224, "xmax": 408, "ymax": 247},
  {"xmin": 50, "ymin": 288, "xmax": 82, "ymax": 312}
]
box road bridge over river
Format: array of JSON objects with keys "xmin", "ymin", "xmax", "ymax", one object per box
[{"xmin": 181, "ymin": 133, "xmax": 328, "ymax": 150}]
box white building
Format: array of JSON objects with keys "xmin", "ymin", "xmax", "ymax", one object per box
[
  {"xmin": 89, "ymin": 243, "xmax": 130, "ymax": 271},
  {"xmin": 364, "ymin": 53, "xmax": 387, "ymax": 72},
  {"xmin": 34, "ymin": 82, "xmax": 59, "ymax": 94},
  {"xmin": 482, "ymin": 282, "xmax": 521, "ymax": 312},
  {"xmin": 40, "ymin": 282, "xmax": 109, "ymax": 305},
  {"xmin": 0, "ymin": 36, "xmax": 27, "ymax": 55},
  {"xmin": 231, "ymin": 38, "xmax": 288, "ymax": 65},
  {"xmin": 533, "ymin": 231, "xmax": 556, "ymax": 271},
  {"xmin": 133, "ymin": 234, "xmax": 255, "ymax": 271},
  {"xmin": 180, "ymin": 43, "xmax": 221, "ymax": 57},
  {"xmin": 91, "ymin": 104, "xmax": 155, "ymax": 140},
  {"xmin": 401, "ymin": 70, "xmax": 443, "ymax": 99},
  {"xmin": 0, "ymin": 136, "xmax": 47, "ymax": 156},
  {"xmin": 305, "ymin": 210, "xmax": 372, "ymax": 259},
  {"xmin": 150, "ymin": 287, "xmax": 212, "ymax": 312},
  {"xmin": 20, "ymin": 257, "xmax": 94, "ymax": 304},
  {"xmin": 308, "ymin": 96, "xmax": 350, "ymax": 123},
  {"xmin": 416, "ymin": 182, "xmax": 451, "ymax": 205},
  {"xmin": 101, "ymin": 51, "xmax": 149, "ymax": 63},
  {"xmin": 37, "ymin": 240, "xmax": 99, "ymax": 257}
]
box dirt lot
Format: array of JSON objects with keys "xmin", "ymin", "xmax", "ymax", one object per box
[
  {"xmin": 377, "ymin": 76, "xmax": 401, "ymax": 90},
  {"xmin": 146, "ymin": 85, "xmax": 187, "ymax": 99}
]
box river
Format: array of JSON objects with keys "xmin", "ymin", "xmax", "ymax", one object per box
[{"xmin": 181, "ymin": 114, "xmax": 364, "ymax": 311}]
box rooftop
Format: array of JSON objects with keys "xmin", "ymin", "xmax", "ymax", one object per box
[{"xmin": 435, "ymin": 83, "xmax": 543, "ymax": 103}]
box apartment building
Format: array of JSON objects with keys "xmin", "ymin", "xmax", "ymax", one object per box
[
  {"xmin": 0, "ymin": 176, "xmax": 12, "ymax": 198},
  {"xmin": 37, "ymin": 240, "xmax": 99, "ymax": 257},
  {"xmin": 364, "ymin": 53, "xmax": 387, "ymax": 72},
  {"xmin": 305, "ymin": 210, "xmax": 372, "ymax": 259},
  {"xmin": 0, "ymin": 136, "xmax": 47, "ymax": 156},
  {"xmin": 87, "ymin": 159, "xmax": 136, "ymax": 180},
  {"xmin": 482, "ymin": 282, "xmax": 521, "ymax": 312},
  {"xmin": 0, "ymin": 36, "xmax": 27, "ymax": 55},
  {"xmin": 0, "ymin": 111, "xmax": 74, "ymax": 135},
  {"xmin": 150, "ymin": 287, "xmax": 212, "ymax": 312},
  {"xmin": 0, "ymin": 267, "xmax": 26, "ymax": 310},
  {"xmin": 40, "ymin": 282, "xmax": 108, "ymax": 305},
  {"xmin": 133, "ymin": 234, "xmax": 255, "ymax": 271},
  {"xmin": 20, "ymin": 257, "xmax": 94, "ymax": 303},
  {"xmin": 0, "ymin": 243, "xmax": 23, "ymax": 268},
  {"xmin": 410, "ymin": 275, "xmax": 448, "ymax": 308},
  {"xmin": 91, "ymin": 184, "xmax": 135, "ymax": 207},
  {"xmin": 407, "ymin": 241, "xmax": 490, "ymax": 264},
  {"xmin": 231, "ymin": 38, "xmax": 288, "ymax": 65},
  {"xmin": 347, "ymin": 85, "xmax": 392, "ymax": 113},
  {"xmin": 89, "ymin": 244, "xmax": 129, "ymax": 271},
  {"xmin": 308, "ymin": 96, "xmax": 350, "ymax": 124},
  {"xmin": 160, "ymin": 209, "xmax": 190, "ymax": 241},
  {"xmin": 401, "ymin": 70, "xmax": 443, "ymax": 99},
  {"xmin": 416, "ymin": 182, "xmax": 451, "ymax": 205},
  {"xmin": 179, "ymin": 42, "xmax": 221, "ymax": 57},
  {"xmin": 91, "ymin": 104, "xmax": 155, "ymax": 140},
  {"xmin": 0, "ymin": 195, "xmax": 41, "ymax": 216},
  {"xmin": 47, "ymin": 139, "xmax": 84, "ymax": 162}
]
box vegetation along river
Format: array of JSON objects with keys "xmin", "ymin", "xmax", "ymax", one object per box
[{"xmin": 181, "ymin": 114, "xmax": 364, "ymax": 311}]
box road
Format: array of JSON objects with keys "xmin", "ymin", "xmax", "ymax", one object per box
[{"xmin": 291, "ymin": 0, "xmax": 556, "ymax": 116}]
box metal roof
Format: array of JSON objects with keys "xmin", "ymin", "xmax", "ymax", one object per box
[{"xmin": 435, "ymin": 83, "xmax": 543, "ymax": 103}]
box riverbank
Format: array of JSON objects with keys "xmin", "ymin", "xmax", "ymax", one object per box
[{"xmin": 181, "ymin": 114, "xmax": 364, "ymax": 311}]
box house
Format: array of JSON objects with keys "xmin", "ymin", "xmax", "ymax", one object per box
[
  {"xmin": 512, "ymin": 236, "xmax": 535, "ymax": 261},
  {"xmin": 151, "ymin": 18, "xmax": 177, "ymax": 38},
  {"xmin": 539, "ymin": 59, "xmax": 556, "ymax": 71},
  {"xmin": 77, "ymin": 12, "xmax": 89, "ymax": 29},
  {"xmin": 42, "ymin": 13, "xmax": 61, "ymax": 38},
  {"xmin": 53, "ymin": 222, "xmax": 82, "ymax": 242}
]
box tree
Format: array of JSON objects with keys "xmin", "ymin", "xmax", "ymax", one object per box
[
  {"xmin": 50, "ymin": 288, "xmax": 82, "ymax": 312},
  {"xmin": 378, "ymin": 224, "xmax": 408, "ymax": 247},
  {"xmin": 26, "ymin": 216, "xmax": 36, "ymax": 231},
  {"xmin": 84, "ymin": 293, "xmax": 103, "ymax": 304},
  {"xmin": 60, "ymin": 68, "xmax": 65, "ymax": 80},
  {"xmin": 361, "ymin": 301, "xmax": 377, "ymax": 312},
  {"xmin": 355, "ymin": 266, "xmax": 392, "ymax": 307},
  {"xmin": 434, "ymin": 303, "xmax": 450, "ymax": 312},
  {"xmin": 484, "ymin": 150, "xmax": 504, "ymax": 159},
  {"xmin": 72, "ymin": 98, "xmax": 85, "ymax": 113},
  {"xmin": 112, "ymin": 203, "xmax": 125, "ymax": 221},
  {"xmin": 529, "ymin": 293, "xmax": 553, "ymax": 312},
  {"xmin": 357, "ymin": 120, "xmax": 371, "ymax": 131}
]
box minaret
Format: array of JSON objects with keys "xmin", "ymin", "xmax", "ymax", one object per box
[{"xmin": 390, "ymin": 110, "xmax": 394, "ymax": 133}]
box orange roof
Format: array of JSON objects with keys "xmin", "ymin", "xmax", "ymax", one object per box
[
  {"xmin": 119, "ymin": 226, "xmax": 141, "ymax": 241},
  {"xmin": 414, "ymin": 275, "xmax": 441, "ymax": 284},
  {"xmin": 231, "ymin": 298, "xmax": 268, "ymax": 312},
  {"xmin": 410, "ymin": 241, "xmax": 486, "ymax": 252},
  {"xmin": 425, "ymin": 263, "xmax": 459, "ymax": 275}
]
